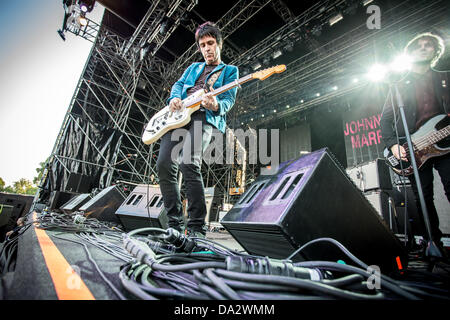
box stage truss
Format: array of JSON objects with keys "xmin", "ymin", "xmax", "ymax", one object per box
[{"xmin": 37, "ymin": 0, "xmax": 449, "ymax": 210}]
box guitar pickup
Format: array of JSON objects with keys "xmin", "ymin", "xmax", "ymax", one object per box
[{"xmin": 388, "ymin": 156, "xmax": 399, "ymax": 166}]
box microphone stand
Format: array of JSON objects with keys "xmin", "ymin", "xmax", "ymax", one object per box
[{"xmin": 391, "ymin": 84, "xmax": 442, "ymax": 260}]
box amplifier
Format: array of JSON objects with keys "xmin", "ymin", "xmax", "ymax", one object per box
[{"xmin": 346, "ymin": 158, "xmax": 392, "ymax": 191}]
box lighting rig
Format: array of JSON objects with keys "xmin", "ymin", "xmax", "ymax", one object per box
[{"xmin": 58, "ymin": 0, "xmax": 96, "ymax": 41}]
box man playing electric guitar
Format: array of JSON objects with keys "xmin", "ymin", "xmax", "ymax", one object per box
[
  {"xmin": 380, "ymin": 32, "xmax": 450, "ymax": 248},
  {"xmin": 155, "ymin": 22, "xmax": 238, "ymax": 237}
]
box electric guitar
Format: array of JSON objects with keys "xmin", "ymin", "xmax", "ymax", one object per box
[
  {"xmin": 142, "ymin": 65, "xmax": 287, "ymax": 145},
  {"xmin": 383, "ymin": 114, "xmax": 450, "ymax": 176}
]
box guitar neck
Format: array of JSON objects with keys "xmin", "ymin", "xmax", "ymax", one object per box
[
  {"xmin": 424, "ymin": 124, "xmax": 450, "ymax": 146},
  {"xmin": 186, "ymin": 74, "xmax": 253, "ymax": 108}
]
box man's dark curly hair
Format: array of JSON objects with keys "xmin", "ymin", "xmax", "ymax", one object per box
[{"xmin": 195, "ymin": 21, "xmax": 223, "ymax": 48}]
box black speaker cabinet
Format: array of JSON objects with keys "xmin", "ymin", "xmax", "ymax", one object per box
[
  {"xmin": 48, "ymin": 191, "xmax": 77, "ymax": 211},
  {"xmin": 65, "ymin": 173, "xmax": 92, "ymax": 194},
  {"xmin": 79, "ymin": 185, "xmax": 125, "ymax": 223},
  {"xmin": 221, "ymin": 148, "xmax": 408, "ymax": 273},
  {"xmin": 115, "ymin": 184, "xmax": 168, "ymax": 230},
  {"xmin": 61, "ymin": 193, "xmax": 92, "ymax": 214},
  {"xmin": 0, "ymin": 204, "xmax": 14, "ymax": 227}
]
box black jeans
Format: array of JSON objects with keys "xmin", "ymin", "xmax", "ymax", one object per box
[
  {"xmin": 409, "ymin": 153, "xmax": 450, "ymax": 242},
  {"xmin": 156, "ymin": 112, "xmax": 213, "ymax": 232}
]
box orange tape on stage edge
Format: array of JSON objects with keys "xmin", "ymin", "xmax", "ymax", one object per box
[{"xmin": 32, "ymin": 212, "xmax": 95, "ymax": 300}]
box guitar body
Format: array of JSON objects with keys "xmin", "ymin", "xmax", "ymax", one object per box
[
  {"xmin": 384, "ymin": 114, "xmax": 450, "ymax": 176},
  {"xmin": 142, "ymin": 90, "xmax": 203, "ymax": 145}
]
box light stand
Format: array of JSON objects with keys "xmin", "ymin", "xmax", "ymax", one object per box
[{"xmin": 391, "ymin": 84, "xmax": 442, "ymax": 260}]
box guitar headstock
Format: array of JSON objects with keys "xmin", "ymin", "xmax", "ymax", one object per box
[{"xmin": 251, "ymin": 65, "xmax": 286, "ymax": 80}]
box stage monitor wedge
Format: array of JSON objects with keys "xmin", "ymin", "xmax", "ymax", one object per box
[
  {"xmin": 221, "ymin": 148, "xmax": 408, "ymax": 273},
  {"xmin": 115, "ymin": 184, "xmax": 168, "ymax": 231},
  {"xmin": 61, "ymin": 193, "xmax": 92, "ymax": 214},
  {"xmin": 79, "ymin": 185, "xmax": 125, "ymax": 223}
]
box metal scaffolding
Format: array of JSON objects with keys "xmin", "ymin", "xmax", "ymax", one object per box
[{"xmin": 38, "ymin": 0, "xmax": 448, "ymax": 210}]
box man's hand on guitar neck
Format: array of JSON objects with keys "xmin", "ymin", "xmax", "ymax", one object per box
[
  {"xmin": 169, "ymin": 97, "xmax": 183, "ymax": 113},
  {"xmin": 391, "ymin": 144, "xmax": 408, "ymax": 162}
]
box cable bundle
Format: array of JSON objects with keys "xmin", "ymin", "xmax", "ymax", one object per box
[{"xmin": 119, "ymin": 227, "xmax": 450, "ymax": 300}]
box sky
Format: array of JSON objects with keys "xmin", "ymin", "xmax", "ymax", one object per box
[{"xmin": 0, "ymin": 1, "xmax": 105, "ymax": 186}]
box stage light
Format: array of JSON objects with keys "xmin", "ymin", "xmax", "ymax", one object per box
[
  {"xmin": 329, "ymin": 13, "xmax": 343, "ymax": 26},
  {"xmin": 273, "ymin": 109, "xmax": 277, "ymax": 113},
  {"xmin": 316, "ymin": 93, "xmax": 320, "ymax": 97},
  {"xmin": 283, "ymin": 41, "xmax": 294, "ymax": 52},
  {"xmin": 300, "ymin": 99, "xmax": 304, "ymax": 103},
  {"xmin": 352, "ymin": 77, "xmax": 359, "ymax": 83},
  {"xmin": 251, "ymin": 118, "xmax": 254, "ymax": 121},
  {"xmin": 389, "ymin": 54, "xmax": 412, "ymax": 72},
  {"xmin": 79, "ymin": 16, "xmax": 88, "ymax": 26},
  {"xmin": 272, "ymin": 49, "xmax": 282, "ymax": 59},
  {"xmin": 261, "ymin": 114, "xmax": 265, "ymax": 117},
  {"xmin": 286, "ymin": 105, "xmax": 290, "ymax": 108},
  {"xmin": 251, "ymin": 61, "xmax": 262, "ymax": 71},
  {"xmin": 78, "ymin": 0, "xmax": 95, "ymax": 13},
  {"xmin": 80, "ymin": 4, "xmax": 88, "ymax": 12},
  {"xmin": 367, "ymin": 63, "xmax": 387, "ymax": 82},
  {"xmin": 332, "ymin": 85, "xmax": 338, "ymax": 91}
]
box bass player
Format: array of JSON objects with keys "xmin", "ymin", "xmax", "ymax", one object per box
[{"xmin": 380, "ymin": 32, "xmax": 449, "ymax": 250}]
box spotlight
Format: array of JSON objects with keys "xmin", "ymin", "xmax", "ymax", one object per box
[
  {"xmin": 251, "ymin": 61, "xmax": 262, "ymax": 71},
  {"xmin": 316, "ymin": 93, "xmax": 320, "ymax": 97},
  {"xmin": 79, "ymin": 16, "xmax": 88, "ymax": 26},
  {"xmin": 352, "ymin": 78, "xmax": 359, "ymax": 83},
  {"xmin": 367, "ymin": 64, "xmax": 387, "ymax": 82},
  {"xmin": 78, "ymin": 0, "xmax": 95, "ymax": 13},
  {"xmin": 329, "ymin": 13, "xmax": 343, "ymax": 26},
  {"xmin": 80, "ymin": 4, "xmax": 88, "ymax": 12},
  {"xmin": 272, "ymin": 49, "xmax": 282, "ymax": 59},
  {"xmin": 332, "ymin": 85, "xmax": 338, "ymax": 91},
  {"xmin": 286, "ymin": 105, "xmax": 290, "ymax": 109}
]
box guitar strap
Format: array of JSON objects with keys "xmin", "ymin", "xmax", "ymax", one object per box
[{"xmin": 205, "ymin": 69, "xmax": 223, "ymax": 91}]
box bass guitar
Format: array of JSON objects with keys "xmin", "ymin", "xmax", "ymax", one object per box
[
  {"xmin": 383, "ymin": 114, "xmax": 450, "ymax": 176},
  {"xmin": 142, "ymin": 65, "xmax": 286, "ymax": 145}
]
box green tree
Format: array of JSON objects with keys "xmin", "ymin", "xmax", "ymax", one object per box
[
  {"xmin": 0, "ymin": 177, "xmax": 5, "ymax": 191},
  {"xmin": 33, "ymin": 159, "xmax": 48, "ymax": 186},
  {"xmin": 13, "ymin": 178, "xmax": 37, "ymax": 195}
]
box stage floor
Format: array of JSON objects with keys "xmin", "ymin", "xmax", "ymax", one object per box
[{"xmin": 0, "ymin": 210, "xmax": 449, "ymax": 301}]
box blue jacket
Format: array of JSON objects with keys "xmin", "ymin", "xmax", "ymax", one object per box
[{"xmin": 168, "ymin": 62, "xmax": 239, "ymax": 133}]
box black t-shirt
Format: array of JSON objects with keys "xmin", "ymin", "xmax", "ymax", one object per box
[{"xmin": 186, "ymin": 64, "xmax": 217, "ymax": 97}]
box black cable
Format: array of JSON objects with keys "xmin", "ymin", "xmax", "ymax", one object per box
[
  {"xmin": 119, "ymin": 265, "xmax": 158, "ymax": 300},
  {"xmin": 286, "ymin": 237, "xmax": 369, "ymax": 269},
  {"xmin": 214, "ymin": 269, "xmax": 385, "ymax": 300},
  {"xmin": 204, "ymin": 268, "xmax": 241, "ymax": 300},
  {"xmin": 295, "ymin": 261, "xmax": 419, "ymax": 299}
]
